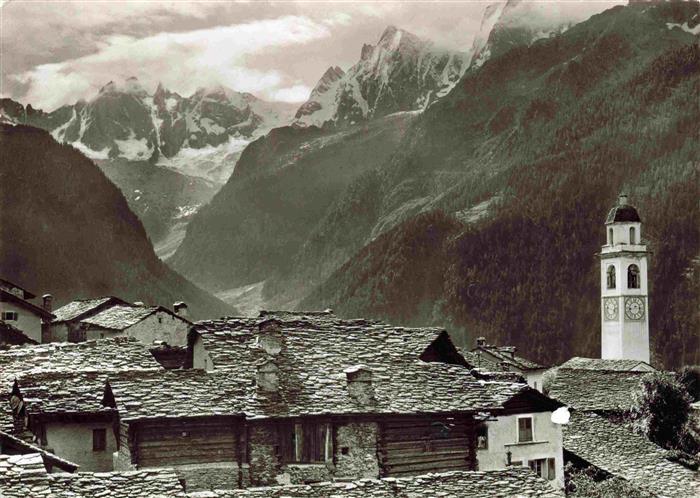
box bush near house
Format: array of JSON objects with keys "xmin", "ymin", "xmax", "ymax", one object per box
[
  {"xmin": 565, "ymin": 464, "xmax": 654, "ymax": 498},
  {"xmin": 631, "ymin": 372, "xmax": 698, "ymax": 456}
]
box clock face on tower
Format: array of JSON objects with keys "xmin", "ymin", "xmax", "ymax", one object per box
[
  {"xmin": 624, "ymin": 297, "xmax": 645, "ymax": 321},
  {"xmin": 603, "ymin": 297, "xmax": 618, "ymax": 321}
]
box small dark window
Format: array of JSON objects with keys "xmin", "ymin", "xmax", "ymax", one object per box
[
  {"xmin": 518, "ymin": 417, "xmax": 533, "ymax": 443},
  {"xmin": 608, "ymin": 228, "xmax": 614, "ymax": 245},
  {"xmin": 629, "ymin": 226, "xmax": 636, "ymax": 244},
  {"xmin": 628, "ymin": 264, "xmax": 640, "ymax": 289},
  {"xmin": 93, "ymin": 428, "xmax": 106, "ymax": 451},
  {"xmin": 606, "ymin": 265, "xmax": 616, "ymax": 290},
  {"xmin": 1, "ymin": 311, "xmax": 18, "ymax": 321},
  {"xmin": 477, "ymin": 424, "xmax": 488, "ymax": 450},
  {"xmin": 529, "ymin": 458, "xmax": 556, "ymax": 480}
]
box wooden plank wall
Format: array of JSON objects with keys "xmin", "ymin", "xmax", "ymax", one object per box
[
  {"xmin": 136, "ymin": 417, "xmax": 240, "ymax": 467},
  {"xmin": 379, "ymin": 415, "xmax": 474, "ymax": 477}
]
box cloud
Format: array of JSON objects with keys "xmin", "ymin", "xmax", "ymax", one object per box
[
  {"xmin": 266, "ymin": 84, "xmax": 311, "ymax": 103},
  {"xmin": 10, "ymin": 15, "xmax": 330, "ymax": 109}
]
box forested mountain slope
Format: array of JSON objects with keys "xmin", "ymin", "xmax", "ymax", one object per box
[
  {"xmin": 301, "ymin": 2, "xmax": 700, "ymax": 369},
  {"xmin": 0, "ymin": 124, "xmax": 234, "ymax": 320}
]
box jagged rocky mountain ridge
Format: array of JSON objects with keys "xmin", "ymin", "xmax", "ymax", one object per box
[
  {"xmin": 294, "ymin": 26, "xmax": 469, "ymax": 128},
  {"xmin": 0, "ymin": 79, "xmax": 296, "ymax": 183}
]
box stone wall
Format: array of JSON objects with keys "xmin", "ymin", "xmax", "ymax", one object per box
[
  {"xmin": 334, "ymin": 422, "xmax": 380, "ymax": 479},
  {"xmin": 248, "ymin": 424, "xmax": 280, "ymax": 487},
  {"xmin": 174, "ymin": 462, "xmax": 247, "ymax": 491}
]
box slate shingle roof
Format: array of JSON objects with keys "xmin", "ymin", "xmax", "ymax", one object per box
[
  {"xmin": 183, "ymin": 315, "xmax": 534, "ymax": 420},
  {"xmin": 546, "ymin": 368, "xmax": 645, "ymax": 412},
  {"xmin": 0, "ymin": 338, "xmax": 161, "ymax": 431},
  {"xmin": 0, "ymin": 452, "xmax": 49, "ymax": 497},
  {"xmin": 81, "ymin": 305, "xmax": 161, "ymax": 330},
  {"xmin": 15, "ymin": 371, "xmax": 112, "ymax": 416},
  {"xmin": 51, "ymin": 297, "xmax": 123, "ymax": 323},
  {"xmin": 187, "ymin": 468, "xmax": 564, "ymax": 498},
  {"xmin": 105, "ymin": 362, "xmax": 529, "ymax": 420},
  {"xmin": 564, "ymin": 412, "xmax": 700, "ymax": 498},
  {"xmin": 558, "ymin": 357, "xmax": 655, "ymax": 372},
  {"xmin": 0, "ymin": 452, "xmax": 184, "ymax": 497},
  {"xmin": 471, "ymin": 346, "xmax": 545, "ymax": 371},
  {"xmin": 0, "ymin": 430, "xmax": 78, "ymax": 472}
]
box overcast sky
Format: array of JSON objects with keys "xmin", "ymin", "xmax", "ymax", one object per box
[{"xmin": 1, "ymin": 1, "xmax": 621, "ymax": 110}]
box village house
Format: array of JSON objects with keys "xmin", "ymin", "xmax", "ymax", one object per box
[
  {"xmin": 167, "ymin": 313, "xmax": 566, "ymax": 490},
  {"xmin": 0, "ymin": 278, "xmax": 54, "ymax": 343},
  {"xmin": 48, "ymin": 296, "xmax": 130, "ymax": 342},
  {"xmin": 49, "ymin": 300, "xmax": 192, "ymax": 345},
  {"xmin": 462, "ymin": 337, "xmax": 548, "ymax": 392},
  {"xmin": 10, "ymin": 371, "xmax": 119, "ymax": 472},
  {"xmin": 0, "ymin": 337, "xmax": 163, "ymax": 464}
]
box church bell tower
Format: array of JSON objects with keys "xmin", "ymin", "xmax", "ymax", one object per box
[{"xmin": 600, "ymin": 194, "xmax": 650, "ymax": 363}]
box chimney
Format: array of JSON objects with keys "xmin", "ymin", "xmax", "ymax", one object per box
[
  {"xmin": 618, "ymin": 194, "xmax": 628, "ymax": 206},
  {"xmin": 257, "ymin": 318, "xmax": 284, "ymax": 356},
  {"xmin": 256, "ymin": 359, "xmax": 279, "ymax": 393},
  {"xmin": 42, "ymin": 294, "xmax": 53, "ymax": 314},
  {"xmin": 476, "ymin": 337, "xmax": 487, "ymax": 348},
  {"xmin": 345, "ymin": 365, "xmax": 375, "ymax": 405},
  {"xmin": 501, "ymin": 346, "xmax": 516, "ymax": 359},
  {"xmin": 173, "ymin": 301, "xmax": 188, "ymax": 319}
]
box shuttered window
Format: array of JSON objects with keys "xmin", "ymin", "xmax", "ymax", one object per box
[
  {"xmin": 279, "ymin": 422, "xmax": 331, "ymax": 463},
  {"xmin": 517, "ymin": 417, "xmax": 533, "ymax": 443},
  {"xmin": 528, "ymin": 457, "xmax": 556, "ymax": 481}
]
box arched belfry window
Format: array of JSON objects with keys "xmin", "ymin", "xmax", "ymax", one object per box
[
  {"xmin": 628, "ymin": 264, "xmax": 640, "ymax": 289},
  {"xmin": 629, "ymin": 226, "xmax": 636, "ymax": 244},
  {"xmin": 608, "ymin": 228, "xmax": 614, "ymax": 245},
  {"xmin": 607, "ymin": 265, "xmax": 616, "ymax": 289}
]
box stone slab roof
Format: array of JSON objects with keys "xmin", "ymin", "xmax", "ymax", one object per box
[
  {"xmin": 105, "ymin": 361, "xmax": 529, "ymax": 421},
  {"xmin": 564, "ymin": 412, "xmax": 700, "ymax": 498},
  {"xmin": 0, "ymin": 453, "xmax": 184, "ymax": 497},
  {"xmin": 15, "ymin": 371, "xmax": 113, "ymax": 416},
  {"xmin": 51, "ymin": 296, "xmax": 126, "ymax": 323},
  {"xmin": 558, "ymin": 357, "xmax": 655, "ymax": 372},
  {"xmin": 0, "ymin": 338, "xmax": 161, "ymax": 431},
  {"xmin": 471, "ymin": 346, "xmax": 545, "ymax": 371},
  {"xmin": 0, "ymin": 453, "xmax": 49, "ymax": 497},
  {"xmin": 546, "ymin": 368, "xmax": 645, "ymax": 412},
  {"xmin": 0, "ymin": 430, "xmax": 78, "ymax": 472},
  {"xmin": 81, "ymin": 304, "xmax": 160, "ymax": 330},
  {"xmin": 49, "ymin": 468, "xmax": 184, "ymax": 497},
  {"xmin": 188, "ymin": 468, "xmax": 564, "ymax": 497},
  {"xmin": 182, "ymin": 315, "xmax": 535, "ymax": 420}
]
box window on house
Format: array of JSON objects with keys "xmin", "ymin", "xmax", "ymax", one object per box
[
  {"xmin": 477, "ymin": 424, "xmax": 488, "ymax": 450},
  {"xmin": 68, "ymin": 328, "xmax": 87, "ymax": 343},
  {"xmin": 1, "ymin": 311, "xmax": 18, "ymax": 321},
  {"xmin": 606, "ymin": 265, "xmax": 616, "ymax": 290},
  {"xmin": 628, "ymin": 264, "xmax": 640, "ymax": 289},
  {"xmin": 279, "ymin": 422, "xmax": 331, "ymax": 463},
  {"xmin": 608, "ymin": 228, "xmax": 614, "ymax": 245},
  {"xmin": 92, "ymin": 428, "xmax": 107, "ymax": 451},
  {"xmin": 528, "ymin": 457, "xmax": 556, "ymax": 481},
  {"xmin": 629, "ymin": 226, "xmax": 636, "ymax": 244},
  {"xmin": 517, "ymin": 417, "xmax": 533, "ymax": 443}
]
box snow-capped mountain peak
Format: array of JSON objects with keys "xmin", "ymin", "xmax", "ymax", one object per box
[{"xmin": 294, "ymin": 26, "xmax": 469, "ymax": 128}]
